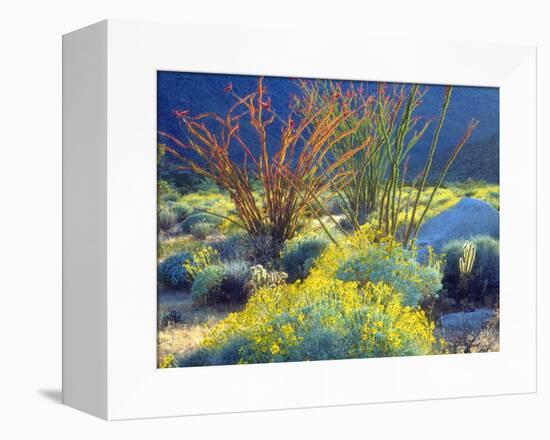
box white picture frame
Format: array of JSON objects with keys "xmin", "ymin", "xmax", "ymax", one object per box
[{"xmin": 62, "ymin": 19, "xmax": 537, "ymax": 421}]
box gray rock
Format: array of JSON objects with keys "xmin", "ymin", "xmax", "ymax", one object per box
[
  {"xmin": 439, "ymin": 308, "xmax": 494, "ymax": 335},
  {"xmin": 416, "ymin": 197, "xmax": 499, "ymax": 252}
]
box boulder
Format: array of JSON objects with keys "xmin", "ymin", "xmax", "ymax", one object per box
[
  {"xmin": 416, "ymin": 197, "xmax": 499, "ymax": 252},
  {"xmin": 439, "ymin": 308, "xmax": 494, "ymax": 335}
]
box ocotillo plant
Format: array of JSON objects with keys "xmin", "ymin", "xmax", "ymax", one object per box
[
  {"xmin": 159, "ymin": 78, "xmax": 371, "ymax": 257},
  {"xmin": 375, "ymin": 85, "xmax": 478, "ymax": 247},
  {"xmin": 402, "ymin": 90, "xmax": 479, "ymax": 247},
  {"xmin": 295, "ymin": 81, "xmax": 432, "ymax": 230},
  {"xmin": 296, "ymin": 81, "xmax": 387, "ymax": 227},
  {"xmin": 298, "ymin": 81, "xmax": 478, "ymax": 248},
  {"xmin": 376, "ymin": 83, "xmax": 428, "ymax": 239}
]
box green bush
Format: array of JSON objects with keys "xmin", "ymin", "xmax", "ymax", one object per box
[
  {"xmin": 442, "ymin": 235, "xmax": 499, "ymax": 304},
  {"xmin": 217, "ymin": 233, "xmax": 254, "ymax": 261},
  {"xmin": 171, "ymin": 172, "xmax": 220, "ymax": 195},
  {"xmin": 158, "ymin": 180, "xmax": 179, "ymax": 202},
  {"xmin": 190, "ymin": 265, "xmax": 226, "ymax": 306},
  {"xmin": 335, "ymin": 241, "xmax": 442, "ymax": 307},
  {"xmin": 281, "ymin": 236, "xmax": 330, "ymax": 281},
  {"xmin": 217, "ymin": 232, "xmax": 282, "ymax": 267},
  {"xmin": 158, "ymin": 206, "xmax": 177, "ymax": 231},
  {"xmin": 180, "ymin": 212, "xmax": 221, "ymax": 233},
  {"xmin": 171, "ymin": 202, "xmax": 193, "ymax": 221},
  {"xmin": 326, "ymin": 198, "xmax": 345, "ymax": 215},
  {"xmin": 190, "ymin": 260, "xmax": 251, "ymax": 306},
  {"xmin": 157, "ymin": 252, "xmax": 193, "ymax": 289},
  {"xmin": 183, "ymin": 246, "xmax": 220, "ymax": 280},
  {"xmin": 218, "ymin": 260, "xmax": 251, "ymax": 304},
  {"xmin": 190, "ymin": 222, "xmax": 215, "ymax": 239}
]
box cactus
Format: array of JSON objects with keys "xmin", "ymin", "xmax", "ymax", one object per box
[
  {"xmin": 459, "ymin": 241, "xmax": 476, "ymax": 277},
  {"xmin": 247, "ymin": 264, "xmax": 288, "ymax": 292}
]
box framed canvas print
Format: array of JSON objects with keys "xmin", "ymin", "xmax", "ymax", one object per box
[{"xmin": 62, "ymin": 19, "xmax": 537, "ymax": 420}]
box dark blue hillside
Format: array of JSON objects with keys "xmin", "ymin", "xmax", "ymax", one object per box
[{"xmin": 158, "ymin": 71, "xmax": 499, "ymax": 183}]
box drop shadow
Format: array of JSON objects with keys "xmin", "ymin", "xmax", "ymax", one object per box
[{"xmin": 38, "ymin": 389, "xmax": 62, "ymax": 404}]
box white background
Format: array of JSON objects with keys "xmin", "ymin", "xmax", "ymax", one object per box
[{"xmin": 0, "ymin": 0, "xmax": 547, "ymax": 438}]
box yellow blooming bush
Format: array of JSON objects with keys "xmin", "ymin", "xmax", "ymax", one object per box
[
  {"xmin": 177, "ymin": 192, "xmax": 234, "ymax": 217},
  {"xmin": 334, "ymin": 229, "xmax": 442, "ymax": 307},
  {"xmin": 159, "ymin": 354, "xmax": 177, "ymax": 368},
  {"xmin": 180, "ymin": 227, "xmax": 438, "ymax": 366}
]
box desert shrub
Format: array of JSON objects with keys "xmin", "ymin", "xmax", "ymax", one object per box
[
  {"xmin": 157, "ymin": 235, "xmax": 200, "ymax": 261},
  {"xmin": 158, "ymin": 206, "xmax": 177, "ymax": 231},
  {"xmin": 159, "ymin": 354, "xmax": 178, "ymax": 368},
  {"xmin": 190, "ymin": 222, "xmax": 215, "ymax": 239},
  {"xmin": 334, "ymin": 231, "xmax": 442, "ymax": 307},
  {"xmin": 158, "ymin": 180, "xmax": 179, "ymax": 202},
  {"xmin": 178, "ymin": 191, "xmax": 231, "ymax": 212},
  {"xmin": 452, "ymin": 178, "xmax": 488, "ymax": 192},
  {"xmin": 217, "ymin": 232, "xmax": 284, "ymax": 267},
  {"xmin": 216, "ymin": 233, "xmax": 252, "ymax": 261},
  {"xmin": 170, "ymin": 172, "xmax": 220, "ymax": 195},
  {"xmin": 183, "ymin": 246, "xmax": 220, "ymax": 280},
  {"xmin": 157, "ymin": 252, "xmax": 193, "ymax": 289},
  {"xmin": 338, "ymin": 216, "xmax": 355, "ymax": 233},
  {"xmin": 179, "ymin": 347, "xmax": 216, "ymax": 367},
  {"xmin": 282, "ymin": 236, "xmax": 330, "ymax": 281},
  {"xmin": 326, "ymin": 198, "xmax": 345, "ymax": 215},
  {"xmin": 442, "ymin": 236, "xmax": 499, "ymax": 305},
  {"xmin": 180, "ymin": 212, "xmax": 221, "ymax": 233},
  {"xmin": 190, "ymin": 260, "xmax": 251, "ymax": 307},
  {"xmin": 446, "ymin": 181, "xmax": 499, "ymax": 210},
  {"xmin": 197, "ymin": 280, "xmax": 435, "ymax": 366},
  {"xmin": 218, "ymin": 260, "xmax": 251, "ymax": 304},
  {"xmin": 190, "ymin": 266, "xmax": 226, "ymax": 306},
  {"xmin": 171, "ymin": 202, "xmax": 193, "ymax": 221},
  {"xmin": 189, "ymin": 228, "xmax": 437, "ymax": 366},
  {"xmin": 159, "ymin": 310, "xmax": 184, "ymax": 329},
  {"xmin": 468, "ymin": 186, "xmax": 500, "ymax": 211}
]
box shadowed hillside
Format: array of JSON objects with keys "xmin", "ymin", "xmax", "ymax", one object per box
[{"xmin": 158, "ymin": 71, "xmax": 499, "ymax": 184}]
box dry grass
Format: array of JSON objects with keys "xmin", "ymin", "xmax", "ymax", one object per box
[{"xmin": 157, "ymin": 290, "xmax": 241, "ymax": 366}]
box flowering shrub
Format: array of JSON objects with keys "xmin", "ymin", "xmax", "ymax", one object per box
[
  {"xmin": 159, "ymin": 354, "xmax": 177, "ymax": 368},
  {"xmin": 157, "ymin": 252, "xmax": 193, "ymax": 289},
  {"xmin": 335, "ymin": 241, "xmax": 442, "ymax": 307},
  {"xmin": 181, "ymin": 228, "xmax": 438, "ymax": 366},
  {"xmin": 177, "ymin": 192, "xmax": 233, "ymax": 217},
  {"xmin": 183, "ymin": 246, "xmax": 220, "ymax": 280}
]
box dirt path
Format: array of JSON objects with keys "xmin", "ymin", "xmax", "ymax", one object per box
[{"xmin": 157, "ymin": 289, "xmax": 240, "ymax": 366}]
